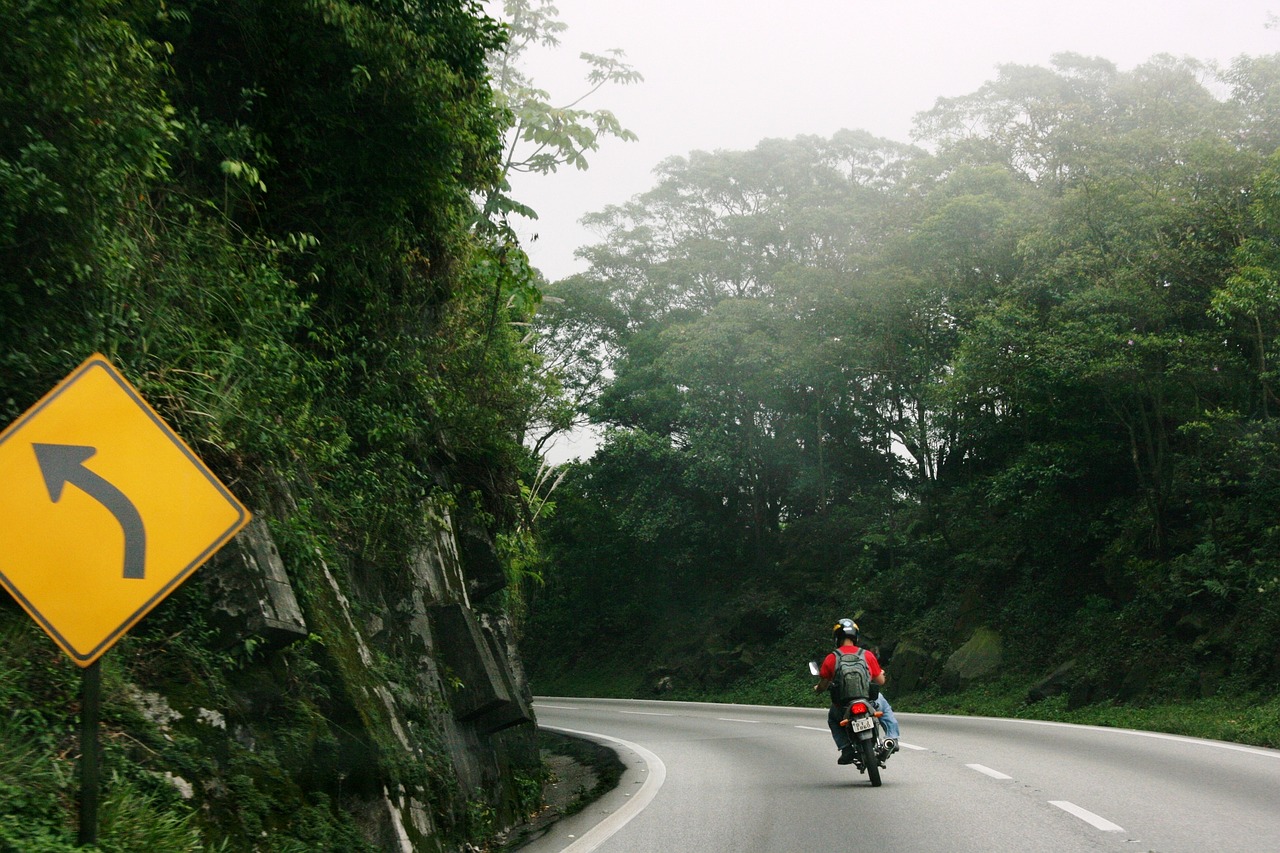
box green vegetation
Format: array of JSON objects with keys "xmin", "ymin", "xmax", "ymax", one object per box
[
  {"xmin": 7, "ymin": 0, "xmax": 1280, "ymax": 844},
  {"xmin": 0, "ymin": 584, "xmax": 393, "ymax": 851},
  {"xmin": 525, "ymin": 53, "xmax": 1280, "ymax": 746},
  {"xmin": 0, "ymin": 0, "xmax": 619, "ymax": 849},
  {"xmin": 0, "ymin": 617, "xmax": 218, "ymax": 853},
  {"xmin": 905, "ymin": 680, "xmax": 1280, "ymax": 749}
]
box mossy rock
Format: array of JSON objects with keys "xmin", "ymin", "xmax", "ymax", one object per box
[{"xmin": 941, "ymin": 627, "xmax": 1002, "ymax": 691}]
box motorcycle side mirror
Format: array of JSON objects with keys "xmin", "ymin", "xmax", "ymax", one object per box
[{"xmin": 808, "ymin": 660, "xmax": 821, "ymax": 677}]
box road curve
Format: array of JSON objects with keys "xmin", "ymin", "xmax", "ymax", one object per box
[{"xmin": 516, "ymin": 698, "xmax": 1280, "ymax": 853}]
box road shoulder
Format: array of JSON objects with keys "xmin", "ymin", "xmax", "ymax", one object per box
[{"xmin": 501, "ymin": 730, "xmax": 624, "ymax": 851}]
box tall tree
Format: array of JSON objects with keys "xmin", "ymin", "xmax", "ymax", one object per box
[{"xmin": 485, "ymin": 0, "xmax": 642, "ymax": 458}]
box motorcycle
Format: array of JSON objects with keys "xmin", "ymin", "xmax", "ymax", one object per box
[{"xmin": 810, "ymin": 660, "xmax": 896, "ymax": 787}]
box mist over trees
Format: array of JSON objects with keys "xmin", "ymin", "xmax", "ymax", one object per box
[{"xmin": 525, "ymin": 53, "xmax": 1280, "ymax": 703}]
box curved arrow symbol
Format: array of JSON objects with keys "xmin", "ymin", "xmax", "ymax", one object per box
[{"xmin": 33, "ymin": 443, "xmax": 147, "ymax": 580}]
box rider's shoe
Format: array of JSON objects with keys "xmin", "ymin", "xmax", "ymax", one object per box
[{"xmin": 837, "ymin": 746, "xmax": 856, "ymax": 765}]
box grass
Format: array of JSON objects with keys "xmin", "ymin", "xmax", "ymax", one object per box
[{"xmin": 900, "ymin": 676, "xmax": 1280, "ymax": 748}]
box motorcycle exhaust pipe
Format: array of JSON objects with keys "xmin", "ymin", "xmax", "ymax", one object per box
[{"xmin": 881, "ymin": 738, "xmax": 897, "ymax": 753}]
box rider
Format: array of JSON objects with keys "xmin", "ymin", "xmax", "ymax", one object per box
[{"xmin": 813, "ymin": 618, "xmax": 888, "ymax": 764}]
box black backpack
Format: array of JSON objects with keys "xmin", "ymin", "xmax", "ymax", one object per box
[{"xmin": 830, "ymin": 647, "xmax": 871, "ymax": 705}]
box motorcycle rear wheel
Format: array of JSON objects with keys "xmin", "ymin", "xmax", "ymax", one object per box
[{"xmin": 859, "ymin": 739, "xmax": 881, "ymax": 787}]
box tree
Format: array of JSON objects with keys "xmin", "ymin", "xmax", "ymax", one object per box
[
  {"xmin": 576, "ymin": 132, "xmax": 921, "ymax": 328},
  {"xmin": 1214, "ymin": 149, "xmax": 1280, "ymax": 417},
  {"xmin": 483, "ymin": 0, "xmax": 641, "ymax": 458},
  {"xmin": 484, "ymin": 0, "xmax": 641, "ymax": 225}
]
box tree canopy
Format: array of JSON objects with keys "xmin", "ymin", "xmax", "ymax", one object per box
[{"xmin": 525, "ymin": 52, "xmax": 1280, "ymax": 707}]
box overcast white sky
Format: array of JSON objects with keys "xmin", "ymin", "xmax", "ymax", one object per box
[{"xmin": 501, "ymin": 0, "xmax": 1280, "ymax": 284}]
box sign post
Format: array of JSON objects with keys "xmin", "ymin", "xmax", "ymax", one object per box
[
  {"xmin": 77, "ymin": 661, "xmax": 102, "ymax": 847},
  {"xmin": 0, "ymin": 353, "xmax": 251, "ymax": 844}
]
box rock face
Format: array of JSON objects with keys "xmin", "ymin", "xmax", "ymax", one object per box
[
  {"xmin": 193, "ymin": 496, "xmax": 538, "ymax": 851},
  {"xmin": 204, "ymin": 517, "xmax": 308, "ymax": 648},
  {"xmin": 432, "ymin": 604, "xmax": 533, "ymax": 734}
]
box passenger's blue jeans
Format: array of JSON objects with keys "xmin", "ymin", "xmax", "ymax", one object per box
[
  {"xmin": 875, "ymin": 694, "xmax": 901, "ymax": 739},
  {"xmin": 827, "ymin": 702, "xmax": 854, "ymax": 750}
]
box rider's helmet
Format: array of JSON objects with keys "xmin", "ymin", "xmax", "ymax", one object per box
[{"xmin": 833, "ymin": 618, "xmax": 859, "ymax": 645}]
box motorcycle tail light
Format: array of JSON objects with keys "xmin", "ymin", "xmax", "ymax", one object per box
[{"xmin": 850, "ymin": 702, "xmax": 869, "ymax": 715}]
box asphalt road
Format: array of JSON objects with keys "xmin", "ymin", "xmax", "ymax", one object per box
[{"xmin": 516, "ymin": 698, "xmax": 1280, "ymax": 853}]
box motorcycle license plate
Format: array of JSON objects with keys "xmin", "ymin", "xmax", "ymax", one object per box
[{"xmin": 850, "ymin": 717, "xmax": 875, "ymax": 733}]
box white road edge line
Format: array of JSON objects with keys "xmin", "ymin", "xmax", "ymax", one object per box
[
  {"xmin": 618, "ymin": 710, "xmax": 673, "ymax": 717},
  {"xmin": 795, "ymin": 725, "xmax": 828, "ymax": 732},
  {"xmin": 1049, "ymin": 800, "xmax": 1125, "ymax": 832},
  {"xmin": 966, "ymin": 763, "xmax": 1013, "ymax": 780},
  {"xmin": 534, "ymin": 704, "xmax": 580, "ymax": 711},
  {"xmin": 539, "ymin": 725, "xmax": 667, "ymax": 853},
  {"xmin": 935, "ymin": 714, "xmax": 1280, "ymax": 760}
]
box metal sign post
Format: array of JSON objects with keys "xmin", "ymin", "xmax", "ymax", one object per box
[{"xmin": 77, "ymin": 659, "xmax": 102, "ymax": 846}]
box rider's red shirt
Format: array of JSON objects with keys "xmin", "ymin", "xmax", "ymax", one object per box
[{"xmin": 820, "ymin": 645, "xmax": 883, "ymax": 682}]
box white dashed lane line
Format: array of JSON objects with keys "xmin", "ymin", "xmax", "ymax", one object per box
[
  {"xmin": 966, "ymin": 763, "xmax": 1014, "ymax": 780},
  {"xmin": 960, "ymin": 763, "xmax": 1127, "ymax": 833},
  {"xmin": 1050, "ymin": 801, "xmax": 1125, "ymax": 832},
  {"xmin": 717, "ymin": 717, "xmax": 760, "ymax": 723}
]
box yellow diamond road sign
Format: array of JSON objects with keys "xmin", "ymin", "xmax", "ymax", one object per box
[{"xmin": 0, "ymin": 354, "xmax": 251, "ymax": 666}]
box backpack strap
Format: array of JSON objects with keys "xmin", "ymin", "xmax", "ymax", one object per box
[
  {"xmin": 831, "ymin": 647, "xmax": 853, "ymax": 703},
  {"xmin": 834, "ymin": 647, "xmax": 865, "ymax": 664}
]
